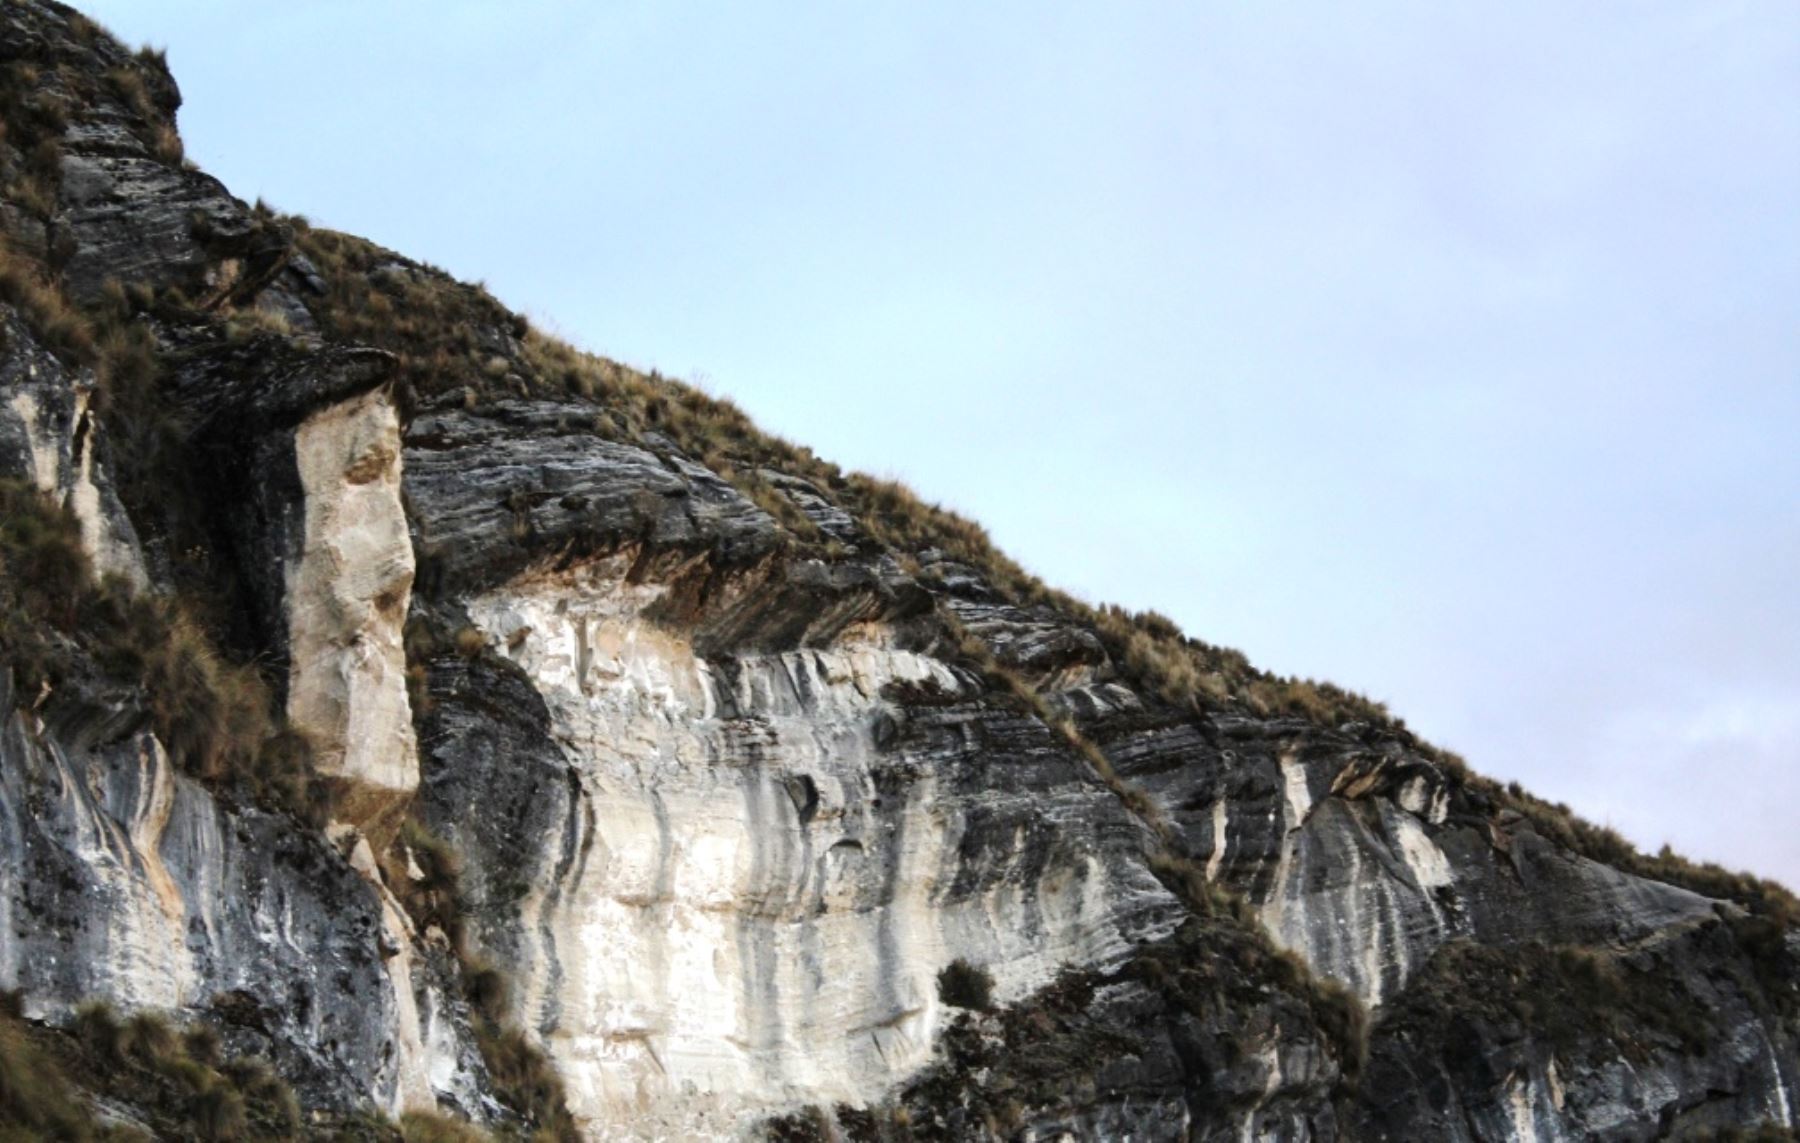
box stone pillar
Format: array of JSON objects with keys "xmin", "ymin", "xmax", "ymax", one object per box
[{"xmin": 285, "ymin": 388, "xmax": 418, "ymax": 834}]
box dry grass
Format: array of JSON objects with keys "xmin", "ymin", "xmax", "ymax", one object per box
[
  {"xmin": 1384, "ymin": 940, "xmax": 1715, "ymax": 1066},
  {"xmin": 0, "ymin": 481, "xmax": 321, "ymax": 820},
  {"xmin": 4, "ymin": 170, "xmax": 58, "ymax": 218},
  {"xmin": 0, "ymin": 994, "xmax": 94, "ymax": 1140},
  {"xmin": 0, "ymin": 239, "xmax": 96, "ymax": 359},
  {"xmin": 48, "ymin": 999, "xmax": 300, "ymax": 1139},
  {"xmin": 293, "ymin": 208, "xmax": 1800, "ymax": 924},
  {"xmin": 381, "ymin": 819, "xmax": 465, "ymax": 948},
  {"xmin": 0, "ymin": 252, "xmax": 289, "ymax": 812},
  {"xmin": 66, "ymin": 11, "xmax": 101, "ymax": 44},
  {"xmin": 222, "ymin": 306, "xmax": 292, "ymax": 342},
  {"xmin": 150, "ymin": 122, "xmax": 183, "ymax": 165},
  {"xmin": 104, "ymin": 66, "xmax": 154, "ymax": 120},
  {"xmin": 400, "ymin": 1110, "xmax": 491, "ymax": 1141},
  {"xmin": 371, "ymin": 815, "xmax": 577, "ymax": 1139}
]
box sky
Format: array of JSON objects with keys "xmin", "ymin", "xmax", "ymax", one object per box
[{"xmin": 80, "ymin": 2, "xmax": 1800, "ymax": 885}]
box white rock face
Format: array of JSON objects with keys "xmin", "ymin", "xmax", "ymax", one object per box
[
  {"xmin": 1260, "ymin": 756, "xmax": 1465, "ymax": 1006},
  {"xmin": 286, "ymin": 389, "xmax": 417, "ymax": 829},
  {"xmin": 6, "ymin": 385, "xmax": 147, "ymax": 588},
  {"xmin": 1249, "ymin": 757, "xmax": 1713, "ymax": 1008},
  {"xmin": 465, "ymin": 559, "xmax": 1181, "ymax": 1139}
]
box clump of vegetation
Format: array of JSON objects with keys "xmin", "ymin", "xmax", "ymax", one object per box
[
  {"xmin": 3, "ymin": 994, "xmax": 300, "ymax": 1140},
  {"xmin": 0, "ymin": 993, "xmax": 95, "ymax": 1140},
  {"xmin": 379, "ymin": 819, "xmax": 466, "ymax": 950},
  {"xmin": 0, "ymin": 481, "xmax": 323, "ymax": 819},
  {"xmin": 1, "ymin": 63, "xmax": 70, "ymax": 223},
  {"xmin": 452, "ymin": 626, "xmax": 488, "ymax": 659},
  {"xmin": 861, "ymin": 919, "xmax": 1363, "ymax": 1140},
  {"xmin": 458, "ymin": 955, "xmax": 576, "ymax": 1142},
  {"xmin": 467, "ymin": 1018, "xmax": 575, "ymax": 1143},
  {"xmin": 399, "ymin": 1110, "xmax": 491, "ymax": 1142},
  {"xmin": 1378, "ymin": 940, "xmax": 1713, "ymax": 1067},
  {"xmin": 292, "ymin": 227, "xmax": 531, "ymax": 411},
  {"xmin": 103, "ymin": 65, "xmax": 154, "ymax": 120},
  {"xmin": 1145, "ymin": 850, "xmax": 1259, "ymax": 926},
  {"xmin": 1269, "ymin": 949, "xmax": 1367, "ymax": 1084},
  {"xmin": 0, "ymin": 249, "xmax": 204, "ymax": 594},
  {"xmin": 0, "ymin": 239, "xmax": 95, "ymax": 358},
  {"xmin": 936, "ymin": 959, "xmax": 994, "ymax": 1012}
]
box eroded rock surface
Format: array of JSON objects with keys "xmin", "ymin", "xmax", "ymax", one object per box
[
  {"xmin": 409, "ymin": 542, "xmax": 1181, "ymax": 1136},
  {"xmin": 0, "ymin": 309, "xmax": 144, "ymax": 585},
  {"xmin": 287, "ymin": 387, "xmax": 417, "ymax": 830},
  {"xmin": 0, "ymin": 3, "xmax": 1795, "ymax": 1139},
  {"xmin": 0, "ymin": 670, "xmax": 468, "ymax": 1114}
]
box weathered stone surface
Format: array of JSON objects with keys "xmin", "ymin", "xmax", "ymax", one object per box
[
  {"xmin": 0, "ymin": 1, "xmax": 280, "ymax": 305},
  {"xmin": 1350, "ymin": 926, "xmax": 1800, "ymax": 1140},
  {"xmin": 0, "ymin": 669, "xmax": 471, "ymax": 1115},
  {"xmin": 415, "ymin": 553, "xmax": 1183, "ymax": 1137},
  {"xmin": 1072, "ymin": 690, "xmax": 1718, "ymax": 1006},
  {"xmin": 761, "ymin": 470, "xmax": 860, "ymax": 544},
  {"xmin": 286, "ymin": 388, "xmax": 417, "ymax": 831},
  {"xmin": 404, "ymin": 401, "xmax": 780, "ymax": 595},
  {"xmin": 163, "ymin": 334, "xmax": 396, "ymax": 439},
  {"xmin": 0, "ymin": 2, "xmax": 1794, "ymax": 1138},
  {"xmin": 869, "ymin": 922, "xmax": 1346, "ymax": 1142},
  {"xmin": 0, "ymin": 306, "xmax": 145, "ymax": 585}
]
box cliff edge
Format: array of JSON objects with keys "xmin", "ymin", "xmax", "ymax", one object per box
[{"xmin": 1, "ymin": 3, "xmax": 1795, "ymax": 1140}]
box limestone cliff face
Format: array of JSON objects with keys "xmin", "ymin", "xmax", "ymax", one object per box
[
  {"xmin": 446, "ymin": 560, "xmax": 1181, "ymax": 1132},
  {"xmin": 287, "ymin": 387, "xmax": 418, "ymax": 832},
  {"xmin": 0, "ymin": 2, "xmax": 1796, "ymax": 1140}
]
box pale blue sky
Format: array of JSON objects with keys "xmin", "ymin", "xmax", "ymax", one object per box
[{"xmin": 82, "ymin": 3, "xmax": 1800, "ymax": 884}]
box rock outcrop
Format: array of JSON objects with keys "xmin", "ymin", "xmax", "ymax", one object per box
[
  {"xmin": 0, "ymin": 667, "xmax": 471, "ymax": 1116},
  {"xmin": 287, "ymin": 387, "xmax": 417, "ymax": 833},
  {"xmin": 0, "ymin": 2, "xmax": 1795, "ymax": 1139},
  {"xmin": 0, "ymin": 305, "xmax": 143, "ymax": 585}
]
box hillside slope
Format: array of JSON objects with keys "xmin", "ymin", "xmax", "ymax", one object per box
[{"xmin": 1, "ymin": 3, "xmax": 1795, "ymax": 1139}]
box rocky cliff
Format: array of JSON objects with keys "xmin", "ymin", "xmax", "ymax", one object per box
[{"xmin": 1, "ymin": 3, "xmax": 1795, "ymax": 1140}]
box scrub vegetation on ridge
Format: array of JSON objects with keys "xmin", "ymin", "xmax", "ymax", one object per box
[
  {"xmin": 1, "ymin": 2, "xmax": 1796, "ymax": 1137},
  {"xmin": 286, "ymin": 218, "xmax": 1796, "ymax": 928}
]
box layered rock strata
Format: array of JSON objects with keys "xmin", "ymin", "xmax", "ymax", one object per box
[{"xmin": 0, "ymin": 2, "xmax": 1794, "ymax": 1139}]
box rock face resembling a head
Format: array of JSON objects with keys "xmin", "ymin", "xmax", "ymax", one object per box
[{"xmin": 286, "ymin": 388, "xmax": 417, "ymax": 832}]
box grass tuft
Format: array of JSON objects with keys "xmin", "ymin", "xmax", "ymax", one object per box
[
  {"xmin": 0, "ymin": 481, "xmax": 321, "ymax": 821},
  {"xmin": 936, "ymin": 959, "xmax": 994, "ymax": 1012}
]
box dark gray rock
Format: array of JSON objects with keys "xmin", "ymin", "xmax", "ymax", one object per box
[
  {"xmin": 0, "ymin": 670, "xmax": 427, "ymax": 1112},
  {"xmin": 404, "ymin": 401, "xmax": 781, "ymax": 596},
  {"xmin": 1, "ymin": 2, "xmax": 1794, "ymax": 1136}
]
